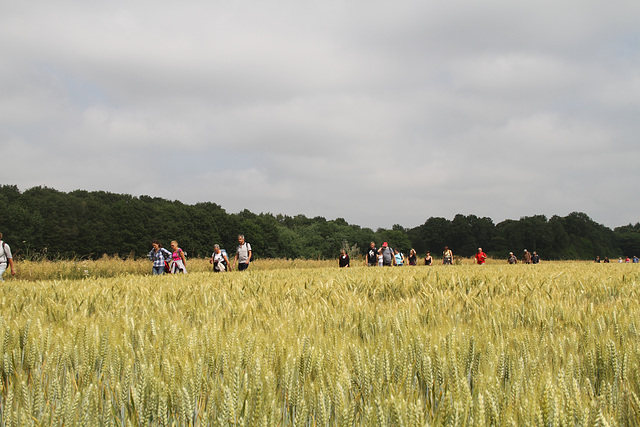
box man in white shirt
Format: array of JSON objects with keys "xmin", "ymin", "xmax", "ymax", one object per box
[{"xmin": 233, "ymin": 235, "xmax": 252, "ymax": 271}]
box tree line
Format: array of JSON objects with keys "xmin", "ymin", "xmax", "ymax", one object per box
[{"xmin": 0, "ymin": 185, "xmax": 638, "ymax": 261}]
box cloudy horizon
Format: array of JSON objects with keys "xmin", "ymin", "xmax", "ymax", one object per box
[{"xmin": 2, "ymin": 0, "xmax": 639, "ymax": 230}]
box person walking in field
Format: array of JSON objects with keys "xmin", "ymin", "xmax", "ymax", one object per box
[
  {"xmin": 339, "ymin": 249, "xmax": 350, "ymax": 267},
  {"xmin": 523, "ymin": 249, "xmax": 532, "ymax": 264},
  {"xmin": 170, "ymin": 240, "xmax": 187, "ymax": 273},
  {"xmin": 148, "ymin": 240, "xmax": 172, "ymax": 275},
  {"xmin": 443, "ymin": 246, "xmax": 453, "ymax": 265},
  {"xmin": 408, "ymin": 249, "xmax": 417, "ymax": 265},
  {"xmin": 475, "ymin": 247, "xmax": 487, "ymax": 265},
  {"xmin": 508, "ymin": 252, "xmax": 518, "ymax": 264},
  {"xmin": 233, "ymin": 235, "xmax": 252, "ymax": 271},
  {"xmin": 424, "ymin": 252, "xmax": 433, "ymax": 265},
  {"xmin": 378, "ymin": 242, "xmax": 395, "ymax": 266},
  {"xmin": 0, "ymin": 232, "xmax": 16, "ymax": 281},
  {"xmin": 532, "ymin": 251, "xmax": 540, "ymax": 264},
  {"xmin": 365, "ymin": 242, "xmax": 377, "ymax": 266},
  {"xmin": 210, "ymin": 244, "xmax": 230, "ymax": 272},
  {"xmin": 394, "ymin": 248, "xmax": 405, "ymax": 266}
]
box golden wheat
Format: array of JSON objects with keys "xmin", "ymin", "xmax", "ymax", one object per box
[{"xmin": 0, "ymin": 263, "xmax": 639, "ymax": 425}]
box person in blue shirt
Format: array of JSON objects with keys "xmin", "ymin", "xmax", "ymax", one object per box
[
  {"xmin": 394, "ymin": 249, "xmax": 405, "ymax": 266},
  {"xmin": 148, "ymin": 240, "xmax": 172, "ymax": 275}
]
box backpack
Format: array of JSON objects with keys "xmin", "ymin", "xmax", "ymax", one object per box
[
  {"xmin": 0, "ymin": 241, "xmax": 8, "ymax": 264},
  {"xmin": 213, "ymin": 249, "xmax": 228, "ymax": 271}
]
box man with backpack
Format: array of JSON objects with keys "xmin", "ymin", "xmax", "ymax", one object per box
[
  {"xmin": 0, "ymin": 232, "xmax": 16, "ymax": 281},
  {"xmin": 378, "ymin": 242, "xmax": 395, "ymax": 267},
  {"xmin": 233, "ymin": 235, "xmax": 252, "ymax": 271}
]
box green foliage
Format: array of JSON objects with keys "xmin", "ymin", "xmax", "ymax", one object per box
[{"xmin": 0, "ymin": 185, "xmax": 631, "ymax": 260}]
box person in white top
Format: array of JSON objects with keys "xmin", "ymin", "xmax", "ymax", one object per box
[
  {"xmin": 233, "ymin": 235, "xmax": 252, "ymax": 271},
  {"xmin": 210, "ymin": 244, "xmax": 230, "ymax": 272},
  {"xmin": 0, "ymin": 232, "xmax": 16, "ymax": 281}
]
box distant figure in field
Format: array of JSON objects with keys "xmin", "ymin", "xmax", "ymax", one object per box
[
  {"xmin": 233, "ymin": 235, "xmax": 252, "ymax": 271},
  {"xmin": 408, "ymin": 249, "xmax": 417, "ymax": 265},
  {"xmin": 394, "ymin": 249, "xmax": 405, "ymax": 266},
  {"xmin": 0, "ymin": 232, "xmax": 16, "ymax": 281},
  {"xmin": 634, "ymin": 256, "xmax": 639, "ymax": 263},
  {"xmin": 618, "ymin": 257, "xmax": 623, "ymax": 263},
  {"xmin": 148, "ymin": 240, "xmax": 172, "ymax": 275},
  {"xmin": 508, "ymin": 252, "xmax": 518, "ymax": 264},
  {"xmin": 210, "ymin": 244, "xmax": 230, "ymax": 272},
  {"xmin": 339, "ymin": 249, "xmax": 350, "ymax": 267},
  {"xmin": 475, "ymin": 247, "xmax": 487, "ymax": 265},
  {"xmin": 625, "ymin": 256, "xmax": 631, "ymax": 263},
  {"xmin": 424, "ymin": 252, "xmax": 433, "ymax": 266},
  {"xmin": 443, "ymin": 246, "xmax": 453, "ymax": 265},
  {"xmin": 365, "ymin": 242, "xmax": 378, "ymax": 267},
  {"xmin": 170, "ymin": 240, "xmax": 187, "ymax": 273},
  {"xmin": 604, "ymin": 257, "xmax": 610, "ymax": 263},
  {"xmin": 595, "ymin": 256, "xmax": 601, "ymax": 263},
  {"xmin": 377, "ymin": 251, "xmax": 384, "ymax": 267},
  {"xmin": 532, "ymin": 251, "xmax": 540, "ymax": 264},
  {"xmin": 523, "ymin": 249, "xmax": 532, "ymax": 264},
  {"xmin": 378, "ymin": 242, "xmax": 395, "ymax": 267}
]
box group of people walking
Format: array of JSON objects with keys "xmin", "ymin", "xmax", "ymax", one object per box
[
  {"xmin": 358, "ymin": 242, "xmax": 426, "ymax": 267},
  {"xmin": 506, "ymin": 249, "xmax": 540, "ymax": 264},
  {"xmin": 148, "ymin": 235, "xmax": 253, "ymax": 275},
  {"xmin": 343, "ymin": 242, "xmax": 542, "ymax": 268},
  {"xmin": 360, "ymin": 242, "xmax": 459, "ymax": 267},
  {"xmin": 148, "ymin": 240, "xmax": 188, "ymax": 275}
]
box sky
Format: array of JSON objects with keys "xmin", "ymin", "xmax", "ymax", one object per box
[{"xmin": 1, "ymin": 0, "xmax": 639, "ymax": 230}]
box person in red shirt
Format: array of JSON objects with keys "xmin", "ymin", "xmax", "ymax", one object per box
[{"xmin": 475, "ymin": 247, "xmax": 487, "ymax": 265}]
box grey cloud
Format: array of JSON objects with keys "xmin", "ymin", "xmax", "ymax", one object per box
[{"xmin": 1, "ymin": 0, "xmax": 639, "ymax": 231}]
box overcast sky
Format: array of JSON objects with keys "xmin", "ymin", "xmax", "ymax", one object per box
[{"xmin": 1, "ymin": 0, "xmax": 639, "ymax": 230}]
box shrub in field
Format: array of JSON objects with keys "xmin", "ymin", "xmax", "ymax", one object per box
[{"xmin": 1, "ymin": 263, "xmax": 639, "ymax": 425}]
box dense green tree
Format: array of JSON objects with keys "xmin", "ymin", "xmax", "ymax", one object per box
[
  {"xmin": 0, "ymin": 185, "xmax": 630, "ymax": 261},
  {"xmin": 614, "ymin": 223, "xmax": 640, "ymax": 258}
]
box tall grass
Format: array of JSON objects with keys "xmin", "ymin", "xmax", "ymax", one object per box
[
  {"xmin": 10, "ymin": 257, "xmax": 338, "ymax": 281},
  {"xmin": 1, "ymin": 263, "xmax": 639, "ymax": 425}
]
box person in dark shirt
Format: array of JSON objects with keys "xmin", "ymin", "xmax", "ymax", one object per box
[
  {"xmin": 408, "ymin": 249, "xmax": 417, "ymax": 265},
  {"xmin": 532, "ymin": 252, "xmax": 540, "ymax": 264},
  {"xmin": 339, "ymin": 249, "xmax": 350, "ymax": 267},
  {"xmin": 365, "ymin": 242, "xmax": 377, "ymax": 266},
  {"xmin": 425, "ymin": 252, "xmax": 432, "ymax": 265}
]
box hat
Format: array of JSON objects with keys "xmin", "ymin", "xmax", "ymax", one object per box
[{"xmin": 382, "ymin": 242, "xmax": 388, "ymax": 247}]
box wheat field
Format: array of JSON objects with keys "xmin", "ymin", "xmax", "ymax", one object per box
[{"xmin": 1, "ymin": 262, "xmax": 639, "ymax": 425}]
